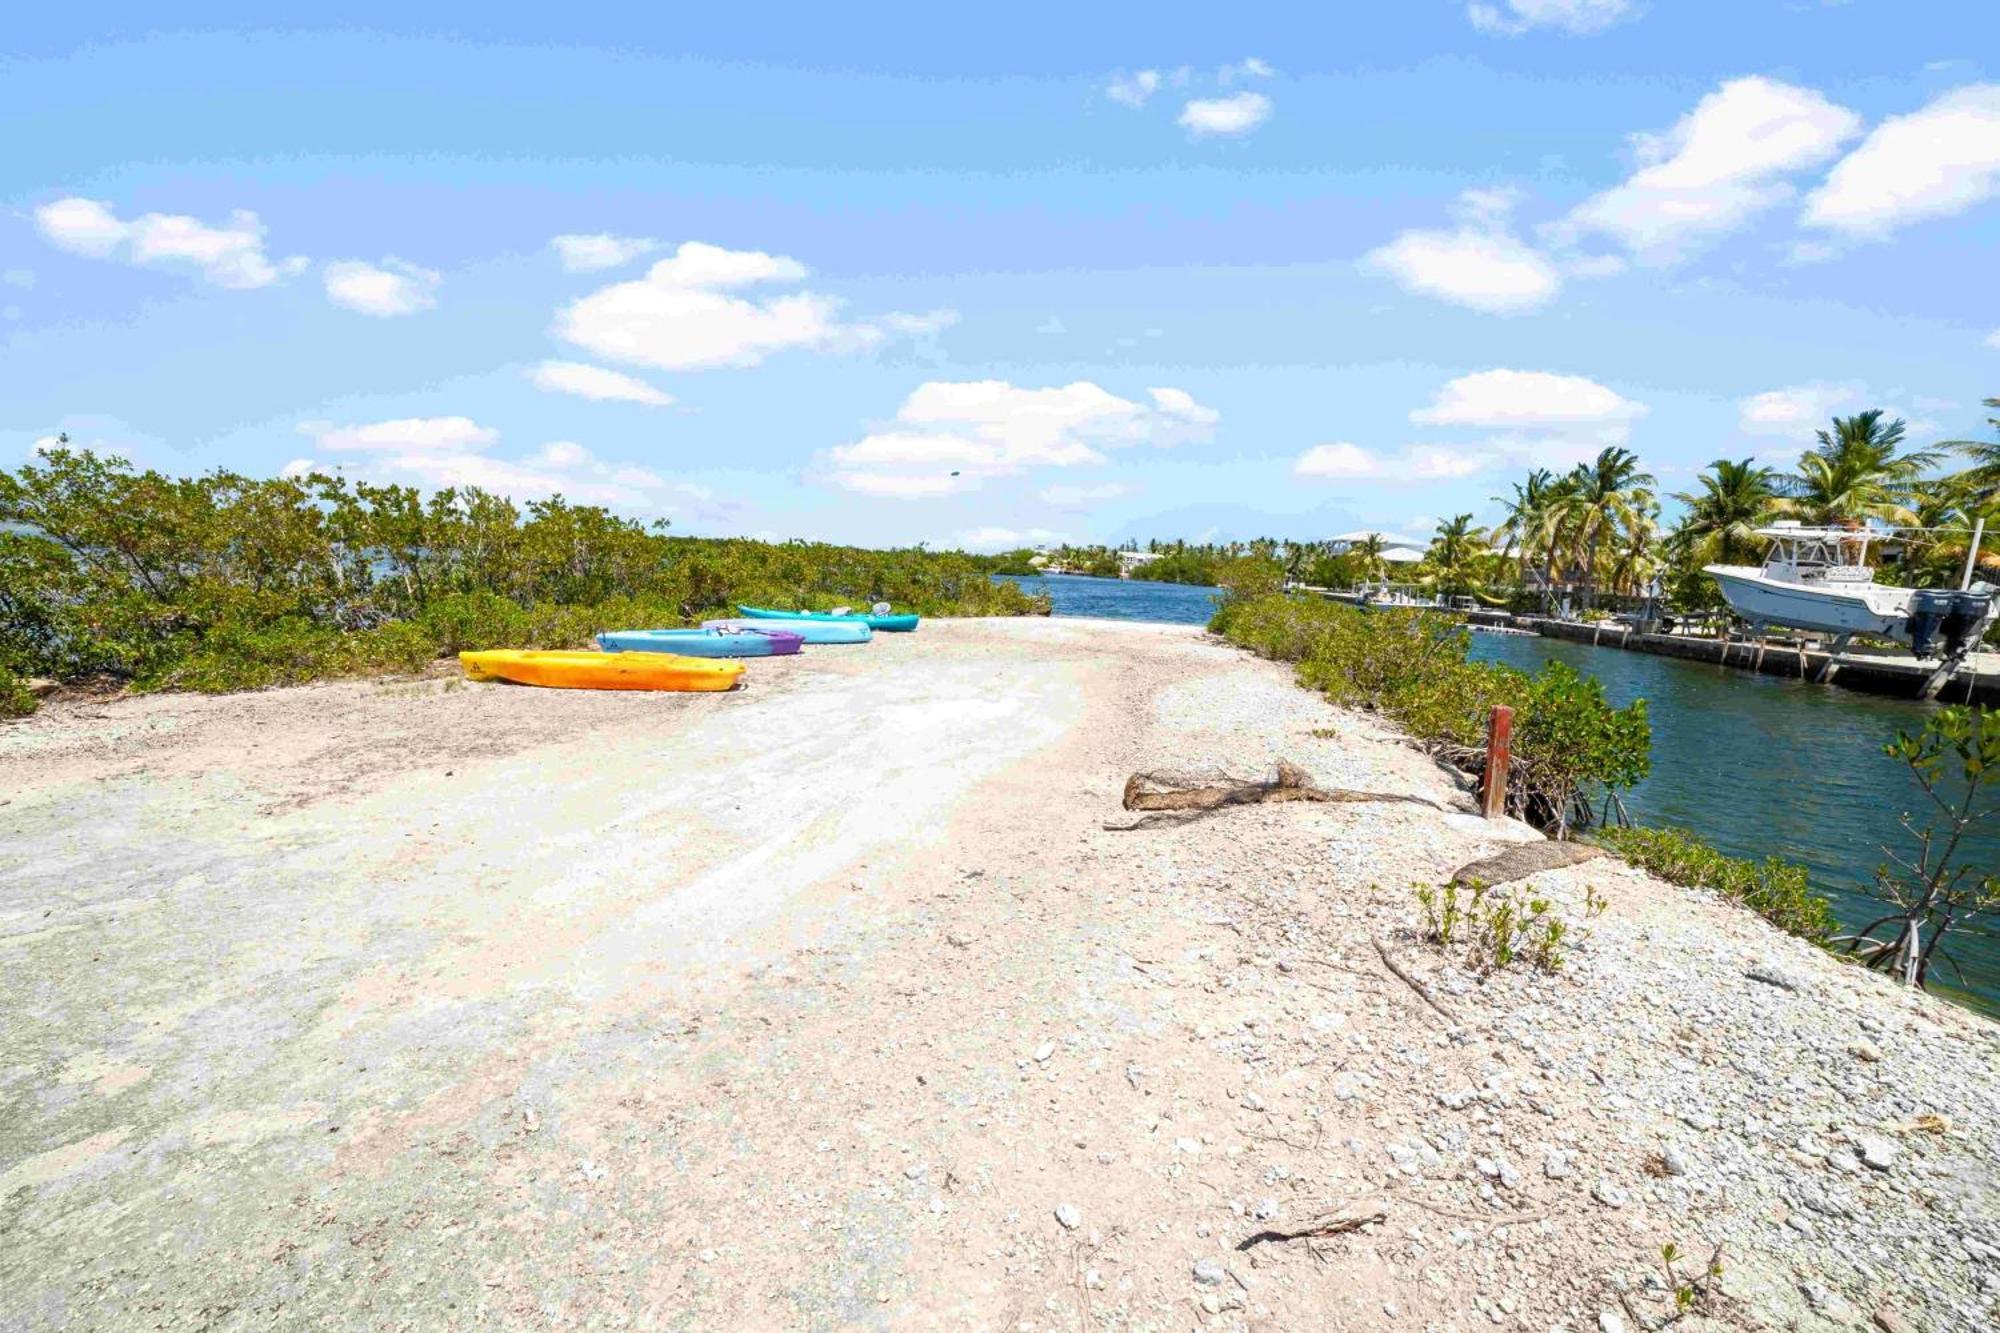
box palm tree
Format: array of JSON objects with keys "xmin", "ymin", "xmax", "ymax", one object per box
[
  {"xmin": 1567, "ymin": 447, "xmax": 1657, "ymax": 608},
  {"xmin": 1777, "ymin": 409, "xmax": 1941, "ymax": 526},
  {"xmin": 1939, "ymin": 397, "xmax": 2000, "ymax": 503},
  {"xmin": 1670, "ymin": 458, "xmax": 1779, "ymax": 566},
  {"xmin": 1351, "ymin": 533, "xmax": 1388, "ymax": 585},
  {"xmin": 1426, "ymin": 514, "xmax": 1489, "ymax": 600},
  {"xmin": 1607, "ymin": 495, "xmax": 1663, "ymax": 597},
  {"xmin": 1492, "ymin": 469, "xmax": 1554, "ymax": 581}
]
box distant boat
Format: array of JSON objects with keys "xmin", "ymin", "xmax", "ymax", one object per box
[{"xmin": 1705, "ymin": 522, "xmax": 1997, "ymax": 659}]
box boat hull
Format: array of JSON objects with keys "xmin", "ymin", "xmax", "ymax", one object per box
[
  {"xmin": 596, "ymin": 628, "xmax": 803, "ymax": 658},
  {"xmin": 737, "ymin": 604, "xmax": 919, "ymax": 632},
  {"xmin": 1704, "ymin": 565, "xmax": 1911, "ymax": 640},
  {"xmin": 704, "ymin": 617, "xmax": 872, "ymax": 644},
  {"xmin": 459, "ymin": 649, "xmax": 743, "ymax": 691}
]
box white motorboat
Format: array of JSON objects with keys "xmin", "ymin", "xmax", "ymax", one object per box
[{"xmin": 1705, "ymin": 522, "xmax": 1996, "ymax": 659}]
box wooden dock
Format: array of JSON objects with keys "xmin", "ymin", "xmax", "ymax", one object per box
[{"xmin": 1515, "ymin": 616, "xmax": 1999, "ymax": 706}]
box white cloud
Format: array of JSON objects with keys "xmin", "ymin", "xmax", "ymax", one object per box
[
  {"xmin": 300, "ymin": 417, "xmax": 714, "ymax": 513},
  {"xmin": 1411, "ymin": 369, "xmax": 1647, "ymax": 432},
  {"xmin": 2, "ymin": 269, "xmax": 33, "ymax": 289},
  {"xmin": 1468, "ymin": 0, "xmax": 1639, "ymax": 36},
  {"xmin": 1987, "ymin": 329, "xmax": 2000, "ymax": 350},
  {"xmin": 1737, "ymin": 382, "xmax": 1864, "ymax": 435},
  {"xmin": 1107, "ymin": 69, "xmax": 1162, "ymax": 108},
  {"xmin": 1041, "ymin": 482, "xmax": 1132, "ymax": 507},
  {"xmin": 323, "ymin": 258, "xmax": 440, "ymax": 317},
  {"xmin": 280, "ymin": 458, "xmax": 317, "ymax": 479},
  {"xmin": 556, "ymin": 240, "xmax": 874, "ymax": 371},
  {"xmin": 1555, "ymin": 77, "xmax": 1861, "ymax": 262},
  {"xmin": 1294, "ymin": 442, "xmax": 1381, "ymax": 479},
  {"xmin": 875, "ymin": 308, "xmax": 960, "ymax": 336},
  {"xmin": 1362, "ymin": 188, "xmax": 1566, "ymax": 314},
  {"xmin": 1294, "ymin": 441, "xmax": 1496, "ymax": 482},
  {"xmin": 312, "ymin": 416, "xmax": 499, "ymax": 453},
  {"xmin": 551, "ymin": 233, "xmax": 660, "ymax": 272},
  {"xmin": 949, "ymin": 526, "xmax": 1074, "ymax": 552},
  {"xmin": 1179, "ymin": 92, "xmax": 1272, "ymax": 138},
  {"xmin": 645, "ymin": 241, "xmax": 808, "ymax": 289},
  {"xmin": 1362, "ymin": 225, "xmax": 1561, "ymax": 314},
  {"xmin": 1801, "ymin": 85, "xmax": 2000, "ymax": 240},
  {"xmin": 1218, "ymin": 57, "xmax": 1275, "ymax": 85},
  {"xmin": 834, "ymin": 471, "xmax": 969, "ymax": 499},
  {"xmin": 1148, "ymin": 386, "xmax": 1221, "ymax": 425},
  {"xmin": 530, "ymin": 360, "xmax": 675, "ymax": 407},
  {"xmin": 1037, "ymin": 316, "xmax": 1067, "ymax": 335},
  {"xmin": 35, "ymin": 197, "xmax": 306, "ymax": 289},
  {"xmin": 823, "ymin": 379, "xmax": 1217, "ymax": 499}
]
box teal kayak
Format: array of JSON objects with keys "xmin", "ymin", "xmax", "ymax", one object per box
[
  {"xmin": 704, "ymin": 617, "xmax": 872, "ymax": 644},
  {"xmin": 737, "ymin": 604, "xmax": 920, "ymax": 632},
  {"xmin": 598, "ymin": 627, "xmax": 803, "ymax": 658}
]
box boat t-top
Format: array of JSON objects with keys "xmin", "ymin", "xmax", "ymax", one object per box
[{"xmin": 1704, "ymin": 521, "xmax": 1996, "ymax": 661}]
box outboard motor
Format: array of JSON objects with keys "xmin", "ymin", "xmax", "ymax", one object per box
[
  {"xmin": 1906, "ymin": 588, "xmax": 1954, "ymax": 658},
  {"xmin": 1940, "ymin": 588, "xmax": 1996, "ymax": 659}
]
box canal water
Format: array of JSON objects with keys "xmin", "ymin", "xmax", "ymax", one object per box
[
  {"xmin": 1001, "ymin": 573, "xmax": 1999, "ymax": 1011},
  {"xmin": 1001, "ymin": 572, "xmax": 1220, "ymax": 625}
]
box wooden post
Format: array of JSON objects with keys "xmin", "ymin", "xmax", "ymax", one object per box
[{"xmin": 1481, "ymin": 705, "xmax": 1513, "ymax": 820}]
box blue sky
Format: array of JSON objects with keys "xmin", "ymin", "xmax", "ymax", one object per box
[{"xmin": 3, "ymin": 1, "xmax": 1997, "ymax": 550}]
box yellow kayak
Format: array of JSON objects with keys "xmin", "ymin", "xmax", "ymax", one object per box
[{"xmin": 458, "ymin": 649, "xmax": 743, "ymax": 692}]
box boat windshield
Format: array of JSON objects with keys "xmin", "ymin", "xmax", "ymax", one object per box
[{"xmin": 1757, "ymin": 525, "xmax": 1877, "ymax": 582}]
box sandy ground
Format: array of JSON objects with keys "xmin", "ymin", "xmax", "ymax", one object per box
[{"xmin": 2, "ymin": 617, "xmax": 1996, "ymax": 1332}]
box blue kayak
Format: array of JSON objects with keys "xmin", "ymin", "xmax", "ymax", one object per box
[
  {"xmin": 597, "ymin": 627, "xmax": 803, "ymax": 658},
  {"xmin": 704, "ymin": 617, "xmax": 872, "ymax": 645},
  {"xmin": 737, "ymin": 604, "xmax": 919, "ymax": 632}
]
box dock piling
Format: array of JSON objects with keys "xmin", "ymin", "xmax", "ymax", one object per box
[{"xmin": 1481, "ymin": 706, "xmax": 1513, "ymax": 820}]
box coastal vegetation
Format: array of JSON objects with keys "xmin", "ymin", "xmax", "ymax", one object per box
[
  {"xmin": 1840, "ymin": 705, "xmax": 2000, "ymax": 989},
  {"xmin": 1210, "ymin": 588, "xmax": 1861, "ymax": 959},
  {"xmin": 1001, "ymin": 406, "xmax": 1995, "ymax": 625},
  {"xmin": 0, "ymin": 447, "xmax": 1047, "ymax": 715},
  {"xmin": 1593, "ymin": 826, "xmax": 1835, "ymax": 943},
  {"xmin": 1209, "ymin": 592, "xmax": 1650, "ymax": 836}
]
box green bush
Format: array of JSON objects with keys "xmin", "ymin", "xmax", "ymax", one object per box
[
  {"xmin": 0, "ymin": 448, "xmax": 1050, "ymax": 700},
  {"xmin": 1212, "ymin": 593, "xmax": 1650, "ymax": 836},
  {"xmin": 0, "ymin": 664, "xmax": 39, "ymax": 719},
  {"xmin": 1596, "ymin": 825, "xmax": 1834, "ymax": 942}
]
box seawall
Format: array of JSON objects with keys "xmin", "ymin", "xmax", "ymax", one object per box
[{"xmin": 1514, "ymin": 615, "xmax": 2000, "ymax": 706}]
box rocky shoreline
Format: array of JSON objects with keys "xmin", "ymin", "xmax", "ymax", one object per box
[{"xmin": 1, "ymin": 618, "xmax": 1994, "ymax": 1329}]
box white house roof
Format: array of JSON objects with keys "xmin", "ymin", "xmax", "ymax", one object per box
[
  {"xmin": 1380, "ymin": 546, "xmax": 1427, "ymax": 564},
  {"xmin": 1328, "ymin": 529, "xmax": 1427, "ymax": 548}
]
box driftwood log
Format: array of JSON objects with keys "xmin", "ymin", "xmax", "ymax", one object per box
[
  {"xmin": 1448, "ymin": 840, "xmax": 1606, "ymax": 889},
  {"xmin": 1105, "ymin": 761, "xmax": 1440, "ymax": 830}
]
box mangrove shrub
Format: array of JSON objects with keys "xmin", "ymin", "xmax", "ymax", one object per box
[
  {"xmin": 1210, "ymin": 592, "xmax": 1650, "ymax": 836},
  {"xmin": 0, "ymin": 448, "xmax": 1047, "ymax": 710}
]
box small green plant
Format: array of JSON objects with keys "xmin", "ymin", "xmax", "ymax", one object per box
[
  {"xmin": 1415, "ymin": 880, "xmax": 1580, "ymax": 975},
  {"xmin": 1657, "ymin": 1241, "xmax": 1724, "ymax": 1322}
]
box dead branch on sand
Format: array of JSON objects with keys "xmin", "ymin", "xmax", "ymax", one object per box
[
  {"xmin": 1236, "ymin": 1208, "xmax": 1387, "ymax": 1251},
  {"xmin": 1103, "ymin": 760, "xmax": 1439, "ymax": 831},
  {"xmin": 1372, "ymin": 937, "xmax": 1461, "ymax": 1024}
]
